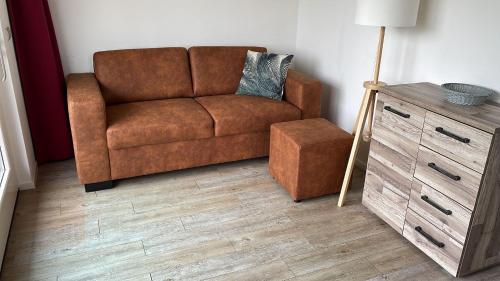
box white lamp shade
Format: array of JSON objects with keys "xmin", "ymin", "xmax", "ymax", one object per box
[{"xmin": 355, "ymin": 0, "xmax": 420, "ymax": 27}]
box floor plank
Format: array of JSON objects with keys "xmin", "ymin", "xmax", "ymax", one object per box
[{"xmin": 2, "ymin": 157, "xmax": 500, "ymax": 280}]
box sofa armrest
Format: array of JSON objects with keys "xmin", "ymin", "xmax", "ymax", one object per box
[
  {"xmin": 67, "ymin": 73, "xmax": 111, "ymax": 184},
  {"xmin": 284, "ymin": 69, "xmax": 322, "ymax": 119}
]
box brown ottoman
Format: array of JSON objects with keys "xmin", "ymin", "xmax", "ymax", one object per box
[{"xmin": 269, "ymin": 118, "xmax": 353, "ymax": 202}]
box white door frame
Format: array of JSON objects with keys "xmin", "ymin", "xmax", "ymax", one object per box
[
  {"xmin": 0, "ymin": 2, "xmax": 38, "ymax": 266},
  {"xmin": 0, "ymin": 0, "xmax": 37, "ymax": 191},
  {"xmin": 0, "ymin": 95, "xmax": 17, "ymax": 268}
]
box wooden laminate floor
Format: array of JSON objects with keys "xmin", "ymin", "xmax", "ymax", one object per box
[{"xmin": 1, "ymin": 158, "xmax": 500, "ymax": 281}]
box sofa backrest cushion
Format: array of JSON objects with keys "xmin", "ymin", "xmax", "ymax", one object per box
[
  {"xmin": 94, "ymin": 47, "xmax": 193, "ymax": 104},
  {"xmin": 189, "ymin": 46, "xmax": 267, "ymax": 97}
]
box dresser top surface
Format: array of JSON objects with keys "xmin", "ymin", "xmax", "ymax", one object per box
[{"xmin": 380, "ymin": 83, "xmax": 500, "ymax": 134}]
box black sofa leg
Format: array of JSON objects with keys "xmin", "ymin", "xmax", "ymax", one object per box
[{"xmin": 85, "ymin": 180, "xmax": 113, "ymax": 192}]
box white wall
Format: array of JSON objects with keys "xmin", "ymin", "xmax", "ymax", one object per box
[
  {"xmin": 43, "ymin": 0, "xmax": 500, "ymax": 168},
  {"xmin": 48, "ymin": 0, "xmax": 300, "ymax": 75},
  {"xmin": 295, "ymin": 0, "xmax": 500, "ymax": 133}
]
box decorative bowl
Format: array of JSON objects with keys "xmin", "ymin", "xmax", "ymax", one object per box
[{"xmin": 442, "ymin": 83, "xmax": 495, "ymax": 106}]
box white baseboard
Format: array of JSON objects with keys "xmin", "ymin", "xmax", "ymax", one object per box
[
  {"xmin": 18, "ymin": 164, "xmax": 37, "ymax": 190},
  {"xmin": 18, "ymin": 182, "xmax": 35, "ymax": 190}
]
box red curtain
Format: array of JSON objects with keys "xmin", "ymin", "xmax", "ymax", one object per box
[{"xmin": 7, "ymin": 0, "xmax": 73, "ymax": 163}]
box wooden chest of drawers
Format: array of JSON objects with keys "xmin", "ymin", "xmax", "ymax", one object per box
[{"xmin": 362, "ymin": 83, "xmax": 500, "ymax": 277}]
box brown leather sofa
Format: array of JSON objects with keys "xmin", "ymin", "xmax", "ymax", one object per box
[{"xmin": 67, "ymin": 46, "xmax": 322, "ymax": 191}]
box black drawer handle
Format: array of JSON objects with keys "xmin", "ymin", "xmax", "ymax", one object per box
[
  {"xmin": 384, "ymin": 106, "xmax": 411, "ymax": 118},
  {"xmin": 428, "ymin": 163, "xmax": 461, "ymax": 181},
  {"xmin": 435, "ymin": 127, "xmax": 470, "ymax": 144},
  {"xmin": 421, "ymin": 195, "xmax": 452, "ymax": 215},
  {"xmin": 415, "ymin": 226, "xmax": 445, "ymax": 248}
]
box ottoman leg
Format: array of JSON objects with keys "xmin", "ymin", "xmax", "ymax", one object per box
[{"xmin": 294, "ymin": 199, "xmax": 302, "ymax": 203}]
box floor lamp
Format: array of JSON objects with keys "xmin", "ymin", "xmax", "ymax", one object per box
[{"xmin": 338, "ymin": 0, "xmax": 420, "ymax": 207}]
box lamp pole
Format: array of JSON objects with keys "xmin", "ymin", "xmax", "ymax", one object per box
[
  {"xmin": 364, "ymin": 26, "xmax": 386, "ymax": 141},
  {"xmin": 373, "ymin": 26, "xmax": 386, "ymax": 84}
]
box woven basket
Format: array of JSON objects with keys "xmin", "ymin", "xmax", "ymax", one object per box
[{"xmin": 442, "ymin": 83, "xmax": 494, "ymax": 106}]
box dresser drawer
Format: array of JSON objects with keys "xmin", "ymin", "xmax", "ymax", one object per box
[
  {"xmin": 377, "ymin": 93, "xmax": 426, "ymax": 129},
  {"xmin": 372, "ymin": 95, "xmax": 425, "ymax": 159},
  {"xmin": 363, "ymin": 157, "xmax": 410, "ymax": 233},
  {"xmin": 414, "ymin": 146, "xmax": 481, "ymax": 210},
  {"xmin": 409, "ymin": 180, "xmax": 472, "ymax": 244},
  {"xmin": 421, "ymin": 111, "xmax": 493, "ymax": 173},
  {"xmin": 403, "ymin": 209, "xmax": 463, "ymax": 276}
]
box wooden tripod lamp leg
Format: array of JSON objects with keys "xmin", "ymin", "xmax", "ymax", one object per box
[
  {"xmin": 338, "ymin": 26, "xmax": 386, "ymax": 207},
  {"xmin": 363, "ymin": 97, "xmax": 376, "ymax": 142},
  {"xmin": 352, "ymin": 98, "xmax": 364, "ymax": 135},
  {"xmin": 337, "ymin": 88, "xmax": 375, "ymax": 207}
]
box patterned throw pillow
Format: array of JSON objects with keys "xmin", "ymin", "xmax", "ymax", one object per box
[{"xmin": 236, "ymin": 51, "xmax": 294, "ymax": 100}]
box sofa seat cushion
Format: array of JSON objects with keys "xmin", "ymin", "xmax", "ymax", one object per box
[
  {"xmin": 106, "ymin": 98, "xmax": 214, "ymax": 149},
  {"xmin": 195, "ymin": 95, "xmax": 301, "ymax": 137}
]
